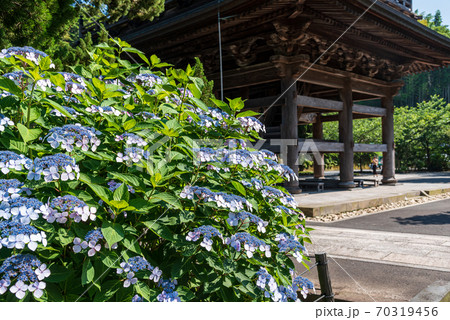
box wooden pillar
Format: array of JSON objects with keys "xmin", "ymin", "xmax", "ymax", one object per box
[
  {"xmin": 281, "ymin": 67, "xmax": 301, "ymax": 193},
  {"xmin": 313, "ymin": 114, "xmax": 325, "ymax": 179},
  {"xmin": 381, "ymin": 95, "xmax": 397, "ymax": 185},
  {"xmin": 338, "ymin": 79, "xmax": 355, "ymax": 188}
]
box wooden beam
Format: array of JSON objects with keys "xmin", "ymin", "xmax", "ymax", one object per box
[
  {"xmin": 353, "ymin": 104, "xmax": 387, "ymax": 117},
  {"xmin": 354, "ymin": 144, "xmax": 387, "ymax": 153},
  {"xmin": 297, "ymin": 95, "xmax": 343, "ymax": 111}
]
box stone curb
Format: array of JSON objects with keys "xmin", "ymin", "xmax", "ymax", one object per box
[
  {"xmin": 410, "ymin": 280, "xmax": 450, "ymax": 302},
  {"xmin": 299, "ymin": 188, "xmax": 450, "ymax": 217}
]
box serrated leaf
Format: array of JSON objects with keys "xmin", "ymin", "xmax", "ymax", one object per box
[
  {"xmin": 149, "ymin": 192, "xmax": 182, "ymax": 210},
  {"xmin": 113, "ymin": 182, "xmax": 129, "ymax": 202},
  {"xmin": 236, "ymin": 110, "xmax": 260, "ymax": 118},
  {"xmin": 0, "ymin": 76, "xmax": 23, "ymax": 96},
  {"xmin": 123, "ymin": 119, "xmax": 136, "ymax": 131},
  {"xmin": 42, "ymin": 98, "xmax": 74, "ymax": 119},
  {"xmin": 101, "ymin": 221, "xmax": 124, "ymax": 247},
  {"xmin": 83, "ymin": 183, "xmax": 112, "ymax": 204},
  {"xmin": 81, "ymin": 260, "xmax": 95, "ymax": 285},
  {"xmin": 231, "ymin": 181, "xmax": 246, "ymax": 196},
  {"xmin": 17, "ymin": 123, "xmax": 42, "ymax": 143},
  {"xmin": 110, "ymin": 200, "xmax": 129, "ymax": 209}
]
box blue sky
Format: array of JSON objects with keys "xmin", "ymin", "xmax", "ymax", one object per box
[{"xmin": 414, "ymin": 0, "xmax": 450, "ymax": 26}]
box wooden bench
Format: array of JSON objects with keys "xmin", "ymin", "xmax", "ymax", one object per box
[
  {"xmin": 354, "ymin": 178, "xmax": 380, "ymax": 187},
  {"xmin": 299, "ymin": 182, "xmax": 325, "ymax": 192}
]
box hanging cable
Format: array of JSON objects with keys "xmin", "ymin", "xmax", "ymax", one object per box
[{"xmin": 217, "ymin": 0, "xmax": 224, "ymax": 101}]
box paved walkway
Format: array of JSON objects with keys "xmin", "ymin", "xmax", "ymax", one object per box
[
  {"xmin": 294, "ymin": 172, "xmax": 450, "ymax": 216},
  {"xmin": 296, "ymin": 198, "xmax": 450, "ymax": 301}
]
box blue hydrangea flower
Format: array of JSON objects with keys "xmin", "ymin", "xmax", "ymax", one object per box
[
  {"xmin": 45, "ymin": 124, "xmax": 101, "ymax": 152},
  {"xmin": 116, "ymin": 147, "xmax": 150, "ymax": 164},
  {"xmin": 27, "ymin": 153, "xmax": 80, "ymax": 182},
  {"xmin": 117, "ymin": 256, "xmax": 162, "ymax": 287},
  {"xmin": 180, "ymin": 186, "xmax": 252, "ymax": 212},
  {"xmin": 186, "ymin": 225, "xmax": 223, "ymax": 251},
  {"xmin": 261, "ymin": 186, "xmax": 297, "ymax": 208},
  {"xmin": 227, "ymin": 211, "xmax": 268, "ymax": 233},
  {"xmin": 275, "ymin": 205, "xmax": 305, "ymax": 219},
  {"xmin": 0, "ymin": 220, "xmax": 47, "ymax": 251},
  {"xmin": 226, "ymin": 232, "xmax": 271, "ymax": 258},
  {"xmin": 292, "ymin": 275, "xmax": 315, "ymax": 299},
  {"xmin": 136, "ymin": 111, "xmax": 160, "ymax": 120},
  {"xmin": 0, "ymin": 254, "xmax": 51, "ymax": 300},
  {"xmin": 46, "ymin": 195, "xmax": 97, "ymax": 223},
  {"xmin": 0, "ymin": 196, "xmax": 48, "ymax": 224},
  {"xmin": 275, "ymin": 233, "xmax": 307, "ymax": 263},
  {"xmin": 107, "ymin": 180, "xmax": 135, "ymax": 194},
  {"xmin": 126, "ymin": 73, "xmax": 162, "ymax": 87},
  {"xmin": 131, "ymin": 294, "xmax": 143, "ymax": 302},
  {"xmin": 50, "ymin": 106, "xmax": 81, "ymax": 118},
  {"xmin": 255, "ymin": 268, "xmax": 299, "ymax": 302},
  {"xmin": 238, "ymin": 116, "xmax": 265, "ymax": 133},
  {"xmin": 0, "ymin": 179, "xmax": 24, "ymax": 201},
  {"xmin": 86, "ymin": 105, "xmax": 123, "ymax": 116},
  {"xmin": 73, "ymin": 229, "xmax": 104, "ymax": 257},
  {"xmin": 0, "ymin": 151, "xmax": 32, "ymax": 174},
  {"xmin": 115, "ymin": 133, "xmax": 147, "ymax": 147},
  {"xmin": 0, "ymin": 46, "xmax": 51, "ymax": 66},
  {"xmin": 0, "ymin": 113, "xmax": 14, "ymax": 132},
  {"xmin": 157, "ymin": 279, "xmax": 180, "ymax": 302}
]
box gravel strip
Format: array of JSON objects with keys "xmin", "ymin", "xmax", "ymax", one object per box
[{"xmin": 306, "ymin": 192, "xmax": 450, "ymax": 223}]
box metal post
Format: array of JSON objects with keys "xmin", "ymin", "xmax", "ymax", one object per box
[{"xmin": 315, "ymin": 252, "xmax": 335, "ymax": 302}]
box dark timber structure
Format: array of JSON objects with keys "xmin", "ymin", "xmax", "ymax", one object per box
[{"xmin": 110, "ymin": 0, "xmax": 450, "ymax": 191}]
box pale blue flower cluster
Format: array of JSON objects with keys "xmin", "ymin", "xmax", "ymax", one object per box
[
  {"xmin": 107, "ymin": 180, "xmax": 135, "ymax": 193},
  {"xmin": 227, "ymin": 211, "xmax": 268, "ymax": 233},
  {"xmin": 45, "ymin": 195, "xmax": 96, "ymax": 224},
  {"xmin": 50, "ymin": 106, "xmax": 81, "ymax": 118},
  {"xmin": 261, "ymin": 186, "xmax": 297, "ymax": 208},
  {"xmin": 157, "ymin": 279, "xmax": 180, "ymax": 302},
  {"xmin": 54, "ymin": 72, "xmax": 86, "ymax": 94},
  {"xmin": 116, "ymin": 147, "xmax": 150, "ymax": 164},
  {"xmin": 238, "ymin": 116, "xmax": 265, "ymax": 133},
  {"xmin": 0, "ymin": 46, "xmax": 51, "ymax": 66},
  {"xmin": 116, "ymin": 256, "xmax": 162, "ymax": 287},
  {"xmin": 0, "ymin": 90, "xmax": 13, "ymax": 99},
  {"xmin": 131, "ymin": 294, "xmax": 143, "ymax": 302},
  {"xmin": 0, "ymin": 254, "xmax": 51, "ymax": 299},
  {"xmin": 27, "ymin": 153, "xmax": 80, "ymax": 182},
  {"xmin": 275, "ymin": 233, "xmax": 307, "ymax": 263},
  {"xmin": 292, "ymin": 275, "xmax": 315, "ymax": 299},
  {"xmin": 180, "ymin": 186, "xmax": 253, "ymax": 212},
  {"xmin": 127, "ymin": 73, "xmax": 162, "ymax": 87},
  {"xmin": 73, "ymin": 229, "xmax": 104, "ymax": 257},
  {"xmin": 86, "ymin": 105, "xmax": 122, "ymax": 116},
  {"xmin": 115, "ymin": 133, "xmax": 147, "ymax": 147},
  {"xmin": 46, "ymin": 124, "xmax": 101, "ymax": 152},
  {"xmin": 275, "ymin": 205, "xmax": 305, "ymax": 219},
  {"xmin": 0, "ymin": 196, "xmax": 48, "ymax": 224},
  {"xmin": 0, "ymin": 179, "xmax": 24, "ymax": 201},
  {"xmin": 186, "ymin": 225, "xmax": 223, "ymax": 251},
  {"xmin": 136, "ymin": 111, "xmax": 160, "ymax": 120},
  {"xmin": 227, "ymin": 232, "xmax": 271, "ymax": 258},
  {"xmin": 0, "ymin": 151, "xmax": 32, "ymax": 174},
  {"xmin": 0, "ymin": 113, "xmax": 14, "ymax": 132},
  {"xmin": 0, "ymin": 220, "xmax": 47, "ymax": 251},
  {"xmin": 255, "ymin": 268, "xmax": 299, "ymax": 302},
  {"xmin": 240, "ymin": 178, "xmax": 264, "ymax": 191},
  {"xmin": 193, "ymin": 147, "xmax": 220, "ymax": 163}
]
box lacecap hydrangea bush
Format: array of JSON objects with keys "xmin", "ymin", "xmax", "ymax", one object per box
[{"xmin": 0, "ymin": 41, "xmax": 313, "ymax": 302}]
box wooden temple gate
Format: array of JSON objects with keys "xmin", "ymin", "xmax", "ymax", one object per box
[{"xmin": 111, "ymin": 0, "xmax": 450, "ymax": 192}]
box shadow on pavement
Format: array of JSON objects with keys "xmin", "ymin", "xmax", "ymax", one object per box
[{"xmin": 392, "ymin": 212, "xmax": 450, "ymax": 225}]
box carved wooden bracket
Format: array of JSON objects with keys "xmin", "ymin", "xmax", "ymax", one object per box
[
  {"xmin": 229, "ymin": 37, "xmax": 264, "ymax": 67},
  {"xmin": 268, "ymin": 18, "xmax": 311, "ymax": 56}
]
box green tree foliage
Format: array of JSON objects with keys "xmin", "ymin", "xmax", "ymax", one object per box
[
  {"xmin": 395, "ymin": 10, "xmax": 450, "ymax": 107},
  {"xmin": 394, "ymin": 96, "xmax": 450, "ymax": 171},
  {"xmin": 193, "ymin": 57, "xmax": 215, "ymax": 106},
  {"xmin": 0, "ymin": 1, "xmax": 165, "ymax": 69}
]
